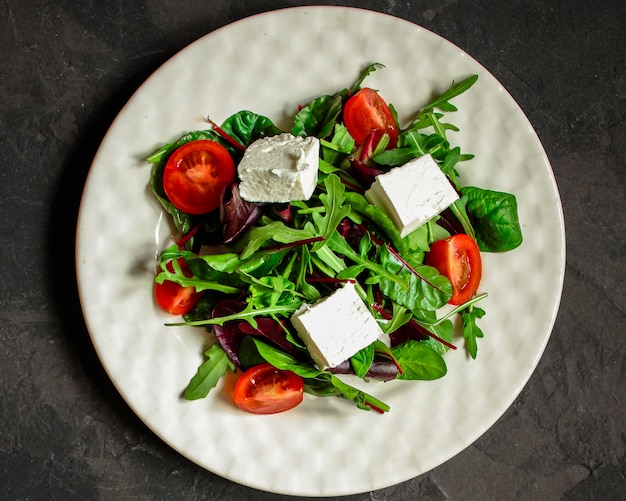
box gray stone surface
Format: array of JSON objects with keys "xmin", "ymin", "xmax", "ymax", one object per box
[{"xmin": 1, "ymin": 1, "xmax": 624, "ymax": 500}]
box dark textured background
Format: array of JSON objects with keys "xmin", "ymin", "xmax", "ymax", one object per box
[{"xmin": 1, "ymin": 1, "xmax": 624, "ymax": 500}]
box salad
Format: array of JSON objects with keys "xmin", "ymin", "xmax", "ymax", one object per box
[{"xmin": 147, "ymin": 63, "xmax": 523, "ymax": 415}]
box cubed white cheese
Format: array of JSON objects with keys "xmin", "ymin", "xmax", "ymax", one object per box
[
  {"xmin": 290, "ymin": 282, "xmax": 383, "ymax": 370},
  {"xmin": 237, "ymin": 133, "xmax": 319, "ymax": 203},
  {"xmin": 365, "ymin": 154, "xmax": 459, "ymax": 237}
]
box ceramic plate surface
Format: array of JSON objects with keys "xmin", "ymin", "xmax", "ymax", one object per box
[{"xmin": 76, "ymin": 6, "xmax": 565, "ymax": 496}]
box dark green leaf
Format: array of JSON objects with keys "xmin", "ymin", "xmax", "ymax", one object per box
[
  {"xmin": 146, "ymin": 129, "xmax": 220, "ymax": 164},
  {"xmin": 292, "ymin": 94, "xmax": 343, "ymax": 139},
  {"xmin": 378, "ymin": 246, "xmax": 452, "ymax": 311},
  {"xmin": 461, "ymin": 186, "xmax": 523, "ymax": 252},
  {"xmin": 220, "ymin": 110, "xmax": 282, "ymax": 148},
  {"xmin": 392, "ymin": 340, "xmax": 447, "ymax": 380}
]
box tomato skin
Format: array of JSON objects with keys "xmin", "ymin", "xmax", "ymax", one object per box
[
  {"xmin": 343, "ymin": 88, "xmax": 398, "ymax": 149},
  {"xmin": 425, "ymin": 234, "xmax": 482, "ymax": 305},
  {"xmin": 163, "ymin": 140, "xmax": 236, "ymax": 215},
  {"xmin": 233, "ymin": 363, "xmax": 304, "ymax": 414},
  {"xmin": 154, "ymin": 259, "xmax": 204, "ymax": 315}
]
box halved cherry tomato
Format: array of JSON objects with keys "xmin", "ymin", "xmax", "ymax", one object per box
[
  {"xmin": 154, "ymin": 258, "xmax": 204, "ymax": 315},
  {"xmin": 233, "ymin": 363, "xmax": 304, "ymax": 414},
  {"xmin": 343, "ymin": 88, "xmax": 398, "ymax": 149},
  {"xmin": 163, "ymin": 140, "xmax": 235, "ymax": 215},
  {"xmin": 425, "ymin": 234, "xmax": 482, "ymax": 305}
]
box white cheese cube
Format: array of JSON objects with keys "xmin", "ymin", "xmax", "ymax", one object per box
[
  {"xmin": 290, "ymin": 282, "xmax": 383, "ymax": 370},
  {"xmin": 237, "ymin": 133, "xmax": 319, "ymax": 203},
  {"xmin": 365, "ymin": 154, "xmax": 459, "ymax": 237}
]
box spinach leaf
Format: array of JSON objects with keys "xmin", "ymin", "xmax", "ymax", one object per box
[
  {"xmin": 461, "ymin": 186, "xmax": 523, "ymax": 252},
  {"xmin": 377, "ymin": 245, "xmax": 452, "ymax": 311},
  {"xmin": 292, "ymin": 94, "xmax": 343, "ymax": 139},
  {"xmin": 149, "ymin": 158, "xmax": 197, "ymax": 237},
  {"xmin": 391, "ymin": 340, "xmax": 447, "ymax": 380},
  {"xmin": 350, "ymin": 343, "xmax": 376, "ymax": 378},
  {"xmin": 146, "ymin": 129, "xmax": 220, "ymax": 164},
  {"xmin": 220, "ymin": 110, "xmax": 282, "ymax": 148}
]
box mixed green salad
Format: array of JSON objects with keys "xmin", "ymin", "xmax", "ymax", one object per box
[{"xmin": 147, "ymin": 63, "xmax": 522, "ymax": 414}]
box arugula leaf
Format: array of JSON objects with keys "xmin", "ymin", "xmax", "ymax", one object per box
[
  {"xmin": 311, "ymin": 174, "xmax": 351, "ymax": 251},
  {"xmin": 344, "ymin": 191, "xmax": 405, "ymax": 253},
  {"xmin": 320, "ymin": 123, "xmax": 356, "ymax": 166},
  {"xmin": 350, "ymin": 62, "xmax": 384, "ymax": 93},
  {"xmin": 295, "ymin": 246, "xmax": 323, "ymax": 301},
  {"xmin": 238, "ymin": 219, "xmax": 316, "ymax": 259},
  {"xmin": 243, "ymin": 275, "xmax": 303, "ymax": 308},
  {"xmin": 392, "ymin": 340, "xmax": 447, "ymax": 380},
  {"xmin": 414, "ymin": 74, "xmax": 479, "ymax": 114},
  {"xmin": 155, "ymin": 253, "xmax": 242, "ymax": 295},
  {"xmin": 327, "ymin": 231, "xmax": 407, "ymax": 290},
  {"xmin": 461, "ymin": 305, "xmax": 485, "ymax": 359},
  {"xmin": 184, "ymin": 345, "xmax": 235, "ymax": 400},
  {"xmin": 174, "ymin": 301, "xmax": 301, "ymax": 330}
]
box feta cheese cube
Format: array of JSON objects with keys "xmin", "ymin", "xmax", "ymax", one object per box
[
  {"xmin": 237, "ymin": 133, "xmax": 319, "ymax": 203},
  {"xmin": 365, "ymin": 154, "xmax": 459, "ymax": 237},
  {"xmin": 290, "ymin": 282, "xmax": 383, "ymax": 370}
]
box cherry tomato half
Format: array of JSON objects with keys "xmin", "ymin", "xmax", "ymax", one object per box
[
  {"xmin": 163, "ymin": 140, "xmax": 235, "ymax": 215},
  {"xmin": 425, "ymin": 234, "xmax": 483, "ymax": 305},
  {"xmin": 233, "ymin": 363, "xmax": 304, "ymax": 414},
  {"xmin": 154, "ymin": 258, "xmax": 204, "ymax": 315},
  {"xmin": 343, "ymin": 88, "xmax": 398, "ymax": 149}
]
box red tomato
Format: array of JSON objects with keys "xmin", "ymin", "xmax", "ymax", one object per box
[
  {"xmin": 154, "ymin": 258, "xmax": 204, "ymax": 315},
  {"xmin": 343, "ymin": 88, "xmax": 398, "ymax": 148},
  {"xmin": 233, "ymin": 363, "xmax": 304, "ymax": 414},
  {"xmin": 163, "ymin": 140, "xmax": 235, "ymax": 215},
  {"xmin": 425, "ymin": 234, "xmax": 482, "ymax": 305}
]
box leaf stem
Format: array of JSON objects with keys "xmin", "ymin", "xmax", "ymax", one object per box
[
  {"xmin": 385, "ymin": 243, "xmax": 445, "ymax": 293},
  {"xmin": 206, "ymin": 116, "xmax": 246, "ymax": 151},
  {"xmin": 417, "ymin": 293, "xmax": 488, "ymax": 327},
  {"xmin": 265, "ymin": 236, "xmax": 325, "ymax": 251}
]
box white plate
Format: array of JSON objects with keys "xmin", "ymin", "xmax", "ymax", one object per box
[{"xmin": 76, "ymin": 6, "xmax": 565, "ymax": 497}]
